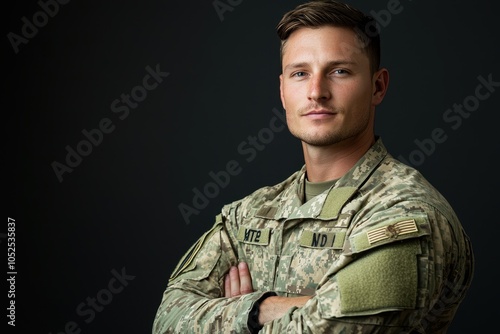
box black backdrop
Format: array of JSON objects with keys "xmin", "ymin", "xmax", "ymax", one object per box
[{"xmin": 5, "ymin": 0, "xmax": 499, "ymax": 333}]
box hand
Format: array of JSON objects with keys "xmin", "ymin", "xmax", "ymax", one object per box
[
  {"xmin": 258, "ymin": 295, "xmax": 312, "ymax": 325},
  {"xmin": 224, "ymin": 262, "xmax": 254, "ymax": 298},
  {"xmin": 223, "ymin": 262, "xmax": 312, "ymax": 326}
]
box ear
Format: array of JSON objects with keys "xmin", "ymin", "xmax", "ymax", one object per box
[
  {"xmin": 279, "ymin": 74, "xmax": 286, "ymax": 110},
  {"xmin": 371, "ymin": 68, "xmax": 389, "ymax": 106}
]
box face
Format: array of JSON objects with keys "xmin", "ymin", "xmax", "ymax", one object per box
[{"xmin": 279, "ymin": 26, "xmax": 387, "ymax": 147}]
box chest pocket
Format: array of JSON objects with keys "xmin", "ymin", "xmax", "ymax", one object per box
[
  {"xmin": 282, "ymin": 225, "xmax": 347, "ymax": 296},
  {"xmin": 280, "ymin": 188, "xmax": 356, "ymax": 296},
  {"xmin": 236, "ymin": 224, "xmax": 278, "ymax": 292}
]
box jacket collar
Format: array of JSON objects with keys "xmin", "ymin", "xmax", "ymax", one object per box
[{"xmin": 259, "ymin": 137, "xmax": 388, "ymax": 221}]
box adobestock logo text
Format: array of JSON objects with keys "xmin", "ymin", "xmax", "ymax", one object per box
[
  {"xmin": 51, "ymin": 64, "xmax": 170, "ymax": 183},
  {"xmin": 7, "ymin": 0, "xmax": 70, "ymax": 54}
]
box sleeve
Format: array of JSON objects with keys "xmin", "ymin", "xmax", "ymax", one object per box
[
  {"xmin": 260, "ymin": 242, "xmax": 424, "ymax": 333},
  {"xmin": 258, "ymin": 206, "xmax": 463, "ymax": 334},
  {"xmin": 152, "ymin": 214, "xmax": 270, "ymax": 334}
]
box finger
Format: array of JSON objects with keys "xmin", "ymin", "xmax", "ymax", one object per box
[
  {"xmin": 238, "ymin": 262, "xmax": 254, "ymax": 295},
  {"xmin": 224, "ymin": 272, "xmax": 231, "ymax": 298},
  {"xmin": 229, "ymin": 266, "xmax": 241, "ymax": 297}
]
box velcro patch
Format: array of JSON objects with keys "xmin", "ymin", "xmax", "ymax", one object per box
[
  {"xmin": 300, "ymin": 230, "xmax": 345, "ymax": 249},
  {"xmin": 237, "ymin": 226, "xmax": 270, "ymax": 245},
  {"xmin": 318, "ymin": 187, "xmax": 357, "ymax": 219},
  {"xmin": 337, "ymin": 239, "xmax": 420, "ymax": 315}
]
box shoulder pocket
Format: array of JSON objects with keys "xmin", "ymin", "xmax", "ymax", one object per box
[
  {"xmin": 335, "ymin": 239, "xmax": 422, "ymax": 316},
  {"xmin": 321, "ymin": 215, "xmax": 431, "ymax": 317},
  {"xmin": 169, "ymin": 217, "xmax": 223, "ymax": 283}
]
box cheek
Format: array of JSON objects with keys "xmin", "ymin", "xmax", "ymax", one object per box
[
  {"xmin": 340, "ymin": 81, "xmax": 372, "ymax": 106},
  {"xmin": 285, "ymin": 107, "xmax": 300, "ymax": 130},
  {"xmin": 283, "ymin": 86, "xmax": 300, "ymax": 108},
  {"xmin": 285, "ymin": 108, "xmax": 296, "ymax": 123}
]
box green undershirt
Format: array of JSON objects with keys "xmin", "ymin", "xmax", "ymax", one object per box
[{"xmin": 304, "ymin": 178, "xmax": 338, "ymax": 202}]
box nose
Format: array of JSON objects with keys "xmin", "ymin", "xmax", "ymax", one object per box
[{"xmin": 308, "ymin": 75, "xmax": 331, "ymax": 101}]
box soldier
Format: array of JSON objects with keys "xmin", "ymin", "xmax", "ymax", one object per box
[{"xmin": 153, "ymin": 1, "xmax": 474, "ymax": 333}]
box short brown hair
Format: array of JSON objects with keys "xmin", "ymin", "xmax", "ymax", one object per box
[{"xmin": 276, "ymin": 0, "xmax": 381, "ymax": 73}]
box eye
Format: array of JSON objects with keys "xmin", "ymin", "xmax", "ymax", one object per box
[
  {"xmin": 332, "ymin": 69, "xmax": 349, "ymax": 75},
  {"xmin": 291, "ymin": 71, "xmax": 307, "ymax": 78}
]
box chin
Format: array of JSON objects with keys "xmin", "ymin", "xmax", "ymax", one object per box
[{"xmin": 297, "ymin": 132, "xmax": 342, "ymax": 147}]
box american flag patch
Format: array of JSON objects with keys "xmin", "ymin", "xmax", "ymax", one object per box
[{"xmin": 366, "ymin": 219, "xmax": 419, "ymax": 245}]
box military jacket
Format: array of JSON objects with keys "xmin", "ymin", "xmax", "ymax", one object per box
[{"xmin": 153, "ymin": 138, "xmax": 474, "ymax": 333}]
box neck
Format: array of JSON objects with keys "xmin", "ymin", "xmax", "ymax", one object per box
[{"xmin": 303, "ymin": 132, "xmax": 375, "ymax": 183}]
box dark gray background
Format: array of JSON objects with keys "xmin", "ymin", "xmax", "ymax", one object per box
[{"xmin": 5, "ymin": 0, "xmax": 498, "ymax": 333}]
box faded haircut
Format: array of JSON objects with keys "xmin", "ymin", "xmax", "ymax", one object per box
[{"xmin": 276, "ymin": 0, "xmax": 381, "ymax": 73}]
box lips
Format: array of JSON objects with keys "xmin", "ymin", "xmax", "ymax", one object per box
[{"xmin": 303, "ymin": 109, "xmax": 336, "ymax": 119}]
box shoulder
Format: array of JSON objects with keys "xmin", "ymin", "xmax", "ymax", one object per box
[
  {"xmin": 347, "ymin": 153, "xmax": 463, "ymax": 255},
  {"xmin": 221, "ymin": 167, "xmax": 304, "ymax": 221},
  {"xmin": 366, "ymin": 154, "xmax": 457, "ymax": 219}
]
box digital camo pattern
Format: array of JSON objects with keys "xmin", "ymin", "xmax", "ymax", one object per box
[{"xmin": 153, "ymin": 138, "xmax": 474, "ymax": 334}]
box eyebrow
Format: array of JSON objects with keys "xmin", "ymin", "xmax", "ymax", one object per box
[{"xmin": 284, "ymin": 60, "xmax": 357, "ymax": 72}]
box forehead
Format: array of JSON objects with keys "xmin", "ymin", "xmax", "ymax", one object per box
[{"xmin": 282, "ymin": 26, "xmax": 368, "ymax": 68}]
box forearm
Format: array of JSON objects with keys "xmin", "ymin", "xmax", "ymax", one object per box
[
  {"xmin": 258, "ymin": 294, "xmax": 418, "ymax": 334},
  {"xmin": 255, "ymin": 236, "xmax": 438, "ymax": 333},
  {"xmin": 153, "ymin": 286, "xmax": 266, "ymax": 334},
  {"xmin": 258, "ymin": 295, "xmax": 312, "ymax": 325},
  {"xmin": 153, "ymin": 215, "xmax": 253, "ymax": 333}
]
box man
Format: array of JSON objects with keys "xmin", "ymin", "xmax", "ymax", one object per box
[{"xmin": 153, "ymin": 1, "xmax": 474, "ymax": 333}]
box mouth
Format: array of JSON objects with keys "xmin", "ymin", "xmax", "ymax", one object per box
[{"xmin": 303, "ymin": 109, "xmax": 336, "ymax": 119}]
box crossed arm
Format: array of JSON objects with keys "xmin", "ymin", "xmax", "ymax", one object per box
[{"xmin": 224, "ymin": 262, "xmax": 312, "ymax": 326}]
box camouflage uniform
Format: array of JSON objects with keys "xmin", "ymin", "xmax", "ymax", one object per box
[{"xmin": 153, "ymin": 138, "xmax": 474, "ymax": 333}]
